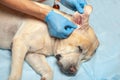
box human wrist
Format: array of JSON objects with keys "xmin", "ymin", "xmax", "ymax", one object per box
[{"xmin": 25, "ymin": 2, "xmax": 53, "ymax": 21}]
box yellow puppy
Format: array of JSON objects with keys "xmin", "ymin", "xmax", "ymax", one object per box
[{"xmin": 0, "ymin": 3, "xmax": 99, "ymax": 80}]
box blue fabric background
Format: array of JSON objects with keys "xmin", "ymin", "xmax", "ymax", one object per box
[{"xmin": 0, "ymin": 0, "xmax": 120, "ymax": 80}]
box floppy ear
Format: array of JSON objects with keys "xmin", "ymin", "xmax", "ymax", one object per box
[
  {"xmin": 72, "ymin": 12, "xmax": 82, "ymax": 26},
  {"xmin": 72, "ymin": 5, "xmax": 93, "ymax": 29},
  {"xmin": 84, "ymin": 5, "xmax": 93, "ymax": 15}
]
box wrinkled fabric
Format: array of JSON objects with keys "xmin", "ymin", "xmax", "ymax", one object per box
[{"xmin": 0, "ymin": 0, "xmax": 120, "ymax": 80}]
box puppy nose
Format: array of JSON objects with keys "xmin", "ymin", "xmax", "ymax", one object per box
[
  {"xmin": 69, "ymin": 66, "xmax": 76, "ymax": 73},
  {"xmin": 55, "ymin": 54, "xmax": 61, "ymax": 61}
]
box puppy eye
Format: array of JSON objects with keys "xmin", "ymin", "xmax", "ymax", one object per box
[
  {"xmin": 78, "ymin": 46, "xmax": 83, "ymax": 53},
  {"xmin": 55, "ymin": 54, "xmax": 62, "ymax": 61}
]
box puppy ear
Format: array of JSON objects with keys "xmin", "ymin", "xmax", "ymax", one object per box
[
  {"xmin": 84, "ymin": 5, "xmax": 93, "ymax": 15},
  {"xmin": 72, "ymin": 5, "xmax": 93, "ymax": 29},
  {"xmin": 72, "ymin": 12, "xmax": 82, "ymax": 26}
]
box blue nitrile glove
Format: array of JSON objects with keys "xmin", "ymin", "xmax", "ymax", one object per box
[
  {"xmin": 45, "ymin": 10, "xmax": 77, "ymax": 39},
  {"xmin": 60, "ymin": 0, "xmax": 87, "ymax": 13}
]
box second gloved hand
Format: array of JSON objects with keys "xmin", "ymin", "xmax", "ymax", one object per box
[
  {"xmin": 60, "ymin": 0, "xmax": 87, "ymax": 13},
  {"xmin": 45, "ymin": 11, "xmax": 77, "ymax": 39}
]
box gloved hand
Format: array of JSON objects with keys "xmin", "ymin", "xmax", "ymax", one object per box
[
  {"xmin": 45, "ymin": 10, "xmax": 77, "ymax": 39},
  {"xmin": 60, "ymin": 0, "xmax": 87, "ymax": 13}
]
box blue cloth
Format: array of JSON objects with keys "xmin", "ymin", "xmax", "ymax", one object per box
[{"xmin": 0, "ymin": 0, "xmax": 120, "ymax": 80}]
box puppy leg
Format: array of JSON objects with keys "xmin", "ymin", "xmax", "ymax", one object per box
[
  {"xmin": 26, "ymin": 53, "xmax": 53, "ymax": 80},
  {"xmin": 9, "ymin": 38, "xmax": 28, "ymax": 80}
]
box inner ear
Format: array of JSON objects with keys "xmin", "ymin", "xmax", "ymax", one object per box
[
  {"xmin": 84, "ymin": 5, "xmax": 93, "ymax": 15},
  {"xmin": 72, "ymin": 12, "xmax": 82, "ymax": 26},
  {"xmin": 71, "ymin": 5, "xmax": 93, "ymax": 29}
]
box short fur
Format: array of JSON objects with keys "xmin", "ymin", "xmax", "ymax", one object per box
[{"xmin": 0, "ymin": 3, "xmax": 99, "ymax": 80}]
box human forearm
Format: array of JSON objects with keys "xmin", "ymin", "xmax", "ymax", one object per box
[{"xmin": 0, "ymin": 0, "xmax": 53, "ymax": 20}]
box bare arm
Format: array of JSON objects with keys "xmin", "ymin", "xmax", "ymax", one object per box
[{"xmin": 0, "ymin": 0, "xmax": 53, "ymax": 20}]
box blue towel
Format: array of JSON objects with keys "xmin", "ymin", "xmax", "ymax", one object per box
[{"xmin": 0, "ymin": 0, "xmax": 120, "ymax": 80}]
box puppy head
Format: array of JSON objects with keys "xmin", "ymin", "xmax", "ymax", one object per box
[{"xmin": 55, "ymin": 5, "xmax": 99, "ymax": 75}]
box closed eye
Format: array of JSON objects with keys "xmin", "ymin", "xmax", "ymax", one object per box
[{"xmin": 78, "ymin": 46, "xmax": 83, "ymax": 53}]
